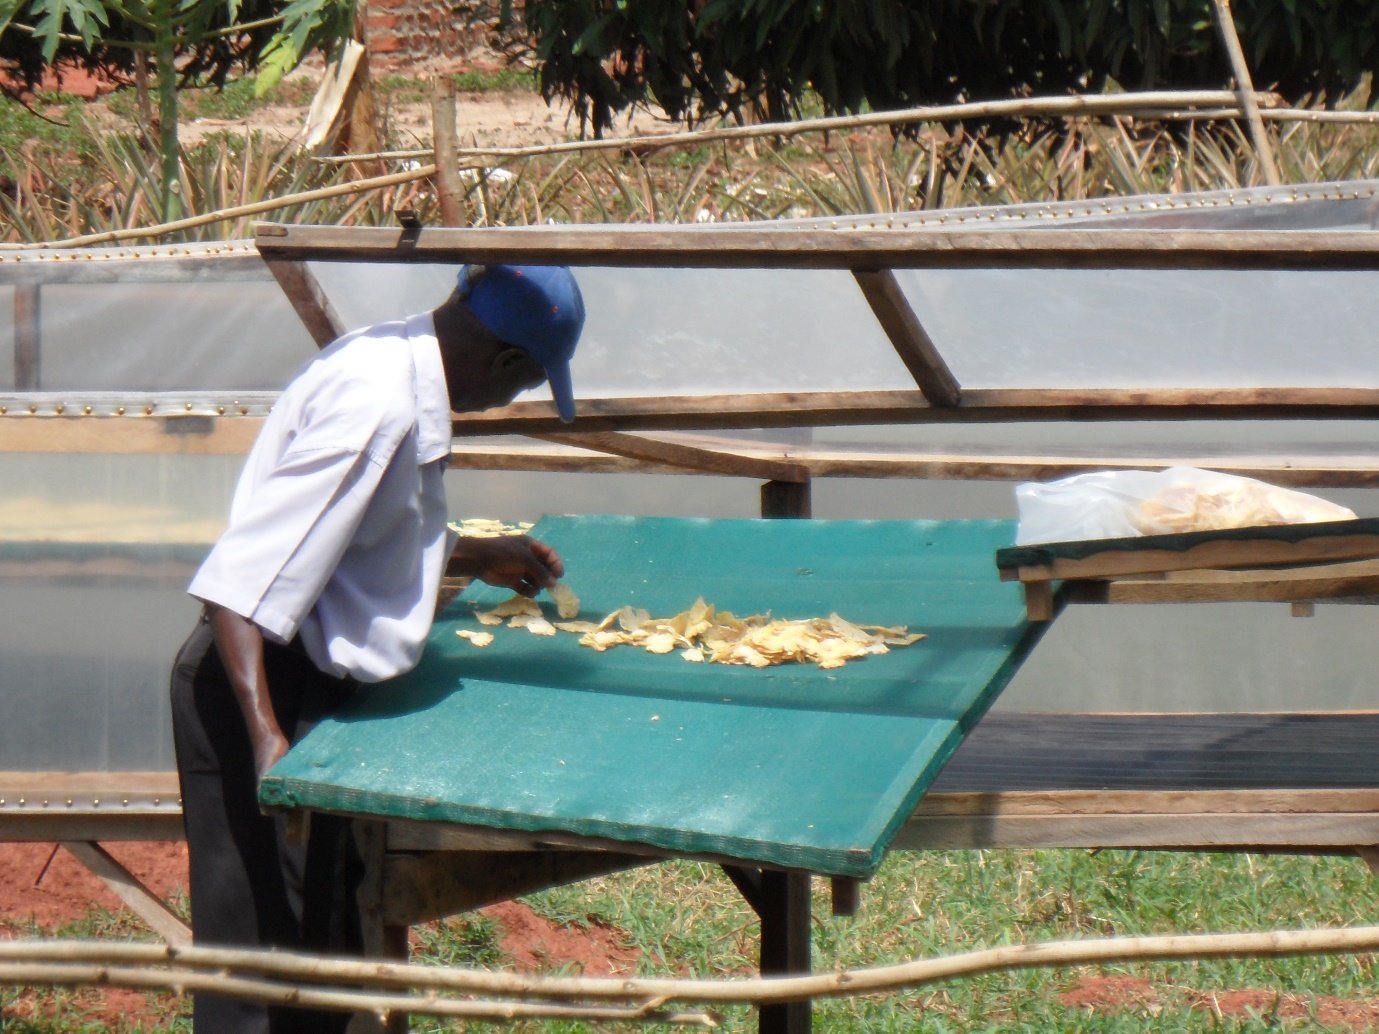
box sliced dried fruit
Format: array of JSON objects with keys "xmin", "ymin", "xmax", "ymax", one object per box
[
  {"xmin": 644, "ymin": 631, "xmax": 677, "ymax": 654},
  {"xmin": 548, "ymin": 582, "xmax": 581, "ymax": 619},
  {"xmin": 489, "ymin": 595, "xmax": 543, "ymax": 618},
  {"xmin": 468, "ymin": 592, "xmax": 925, "ymax": 671},
  {"xmin": 449, "ymin": 518, "xmax": 535, "ymax": 538},
  {"xmin": 554, "ymin": 620, "xmax": 602, "ymax": 634},
  {"xmin": 616, "ymin": 606, "xmax": 652, "ymax": 633}
]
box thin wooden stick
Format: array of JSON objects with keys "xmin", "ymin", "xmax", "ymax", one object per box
[
  {"xmin": 431, "ymin": 77, "xmax": 464, "ymax": 227},
  {"xmin": 0, "ymin": 165, "xmax": 435, "ymax": 252},
  {"xmin": 6, "ymin": 923, "xmax": 1379, "ymax": 1004},
  {"xmin": 1211, "ymin": 0, "xmax": 1283, "ymax": 186},
  {"xmin": 320, "ymin": 90, "xmax": 1258, "ymax": 165},
  {"xmin": 0, "ymin": 961, "xmax": 719, "ymax": 1025}
]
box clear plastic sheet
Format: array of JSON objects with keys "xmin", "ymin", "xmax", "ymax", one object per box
[{"xmin": 5, "ymin": 182, "xmax": 1379, "ymax": 774}]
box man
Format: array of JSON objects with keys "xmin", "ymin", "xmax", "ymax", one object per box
[{"xmin": 171, "ymin": 264, "xmax": 585, "ymax": 1033}]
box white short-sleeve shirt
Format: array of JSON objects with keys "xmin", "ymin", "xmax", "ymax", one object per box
[{"xmin": 189, "ymin": 312, "xmax": 456, "ymax": 682}]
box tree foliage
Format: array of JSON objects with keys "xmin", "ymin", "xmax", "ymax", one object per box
[
  {"xmin": 0, "ymin": 0, "xmax": 348, "ymax": 94},
  {"xmin": 0, "ymin": 0, "xmax": 352, "ymax": 222},
  {"xmin": 515, "ymin": 0, "xmax": 1379, "ymax": 134}
]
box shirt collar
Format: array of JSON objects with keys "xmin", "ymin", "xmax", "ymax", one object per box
[{"xmin": 407, "ymin": 312, "xmax": 453, "ymax": 465}]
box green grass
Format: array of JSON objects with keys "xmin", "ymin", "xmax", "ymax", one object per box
[
  {"xmin": 3, "ymin": 848, "xmax": 1374, "ymax": 1031},
  {"xmin": 1, "ymin": 908, "xmax": 192, "ymax": 1033},
  {"xmin": 408, "ymin": 849, "xmax": 1379, "ymax": 1033}
]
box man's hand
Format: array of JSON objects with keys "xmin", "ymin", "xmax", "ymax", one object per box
[{"xmin": 449, "ymin": 535, "xmax": 564, "ymax": 597}]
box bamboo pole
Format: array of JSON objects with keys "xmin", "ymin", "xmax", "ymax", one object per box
[
  {"xmin": 0, "ymin": 165, "xmax": 435, "ymax": 252},
  {"xmin": 321, "ymin": 90, "xmax": 1261, "ymax": 165},
  {"xmin": 7, "ymin": 87, "xmax": 1371, "ymax": 251},
  {"xmin": 431, "ymin": 77, "xmax": 464, "ymax": 227},
  {"xmin": 1211, "ymin": 0, "xmax": 1284, "ymax": 186},
  {"xmin": 0, "ymin": 961, "xmax": 718, "ymax": 1025},
  {"xmin": 7, "ymin": 923, "xmax": 1379, "ymax": 1004}
]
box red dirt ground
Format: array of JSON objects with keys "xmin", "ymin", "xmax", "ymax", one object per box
[
  {"xmin": 0, "ymin": 840, "xmax": 639, "ymax": 1028},
  {"xmin": 8, "ymin": 844, "xmax": 1379, "ymax": 1030},
  {"xmin": 1061, "ymin": 974, "xmax": 1379, "ymax": 1031}
]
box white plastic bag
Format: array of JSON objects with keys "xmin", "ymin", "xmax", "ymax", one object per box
[{"xmin": 1014, "ymin": 466, "xmax": 1356, "ymax": 545}]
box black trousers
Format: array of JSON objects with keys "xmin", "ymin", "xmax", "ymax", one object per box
[{"xmin": 171, "ymin": 620, "xmax": 363, "ymax": 1034}]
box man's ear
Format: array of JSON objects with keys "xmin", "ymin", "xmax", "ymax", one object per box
[{"xmin": 491, "ymin": 347, "xmax": 544, "ymax": 380}]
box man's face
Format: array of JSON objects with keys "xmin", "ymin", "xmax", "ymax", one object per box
[{"xmin": 450, "ymin": 345, "xmax": 547, "ymax": 413}]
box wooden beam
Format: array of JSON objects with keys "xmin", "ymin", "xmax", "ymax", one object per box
[
  {"xmin": 262, "ymin": 258, "xmax": 346, "ymax": 347},
  {"xmin": 830, "ymin": 877, "xmax": 861, "ymax": 918},
  {"xmin": 381, "ymin": 850, "xmax": 646, "ymax": 925},
  {"xmin": 452, "ymin": 386, "xmax": 1379, "ymax": 434},
  {"xmin": 1010, "ymin": 527, "xmax": 1379, "ymax": 583},
  {"xmin": 1354, "ymin": 845, "xmax": 1379, "ymax": 877},
  {"xmin": 852, "ymin": 270, "xmax": 960, "ymax": 406},
  {"xmin": 431, "ymin": 77, "xmax": 464, "ymax": 228},
  {"xmin": 0, "ymin": 815, "xmax": 184, "ymax": 841},
  {"xmin": 536, "ymin": 430, "xmax": 809, "ymax": 482},
  {"xmin": 1069, "ymin": 558, "xmax": 1379, "ymax": 605},
  {"xmin": 0, "ymin": 416, "xmax": 262, "ymax": 454},
  {"xmin": 254, "ymin": 223, "xmax": 1379, "ymax": 272},
  {"xmin": 1211, "ymin": 0, "xmax": 1283, "ymax": 187},
  {"xmin": 60, "ymin": 841, "xmax": 191, "ymax": 945},
  {"xmin": 761, "ymin": 479, "xmax": 811, "ymax": 518},
  {"xmin": 449, "ymin": 437, "xmax": 1379, "ymax": 488},
  {"xmin": 14, "ymin": 285, "xmax": 39, "ymax": 391},
  {"xmin": 0, "ymin": 772, "xmax": 183, "ymax": 841},
  {"xmin": 0, "ymin": 251, "xmax": 270, "ymax": 286},
  {"xmin": 915, "ymin": 788, "xmax": 1379, "ymax": 817},
  {"xmin": 898, "ymin": 787, "xmax": 1379, "ymax": 851}
]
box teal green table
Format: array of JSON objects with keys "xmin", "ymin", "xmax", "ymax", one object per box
[{"xmin": 262, "ymin": 515, "xmax": 1045, "ymax": 878}]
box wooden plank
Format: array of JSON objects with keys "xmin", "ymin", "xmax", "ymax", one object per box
[
  {"xmin": 536, "ymin": 430, "xmax": 809, "ymax": 482},
  {"xmin": 60, "ymin": 841, "xmax": 192, "ymax": 945},
  {"xmin": 253, "ymin": 223, "xmax": 1379, "ymax": 272},
  {"xmin": 0, "ymin": 416, "xmax": 263, "ymax": 454},
  {"xmin": 1018, "ymin": 530, "xmax": 1379, "ymax": 582},
  {"xmin": 14, "ymin": 285, "xmax": 39, "ymax": 390},
  {"xmin": 0, "ymin": 771, "xmax": 180, "ymax": 796},
  {"xmin": 0, "ymin": 772, "xmax": 183, "ymax": 840},
  {"xmin": 449, "ymin": 438, "xmax": 1379, "ymax": 488},
  {"xmin": 452, "ymin": 386, "xmax": 1379, "ymax": 434},
  {"xmin": 1070, "ymin": 559, "xmax": 1379, "ymax": 604},
  {"xmin": 0, "ymin": 815, "xmax": 184, "ymax": 842},
  {"xmin": 852, "ymin": 269, "xmax": 960, "ymax": 406},
  {"xmin": 262, "ymin": 258, "xmax": 346, "ymax": 347},
  {"xmin": 381, "ymin": 850, "xmax": 646, "ymax": 925},
  {"xmin": 914, "ymin": 788, "xmax": 1379, "ymax": 817},
  {"xmin": 0, "ymin": 252, "xmax": 270, "ymax": 286},
  {"xmin": 893, "ymin": 810, "xmax": 1379, "ymax": 851}
]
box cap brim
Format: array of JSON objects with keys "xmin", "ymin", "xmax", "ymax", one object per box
[{"xmin": 545, "ymin": 361, "xmax": 576, "ymax": 423}]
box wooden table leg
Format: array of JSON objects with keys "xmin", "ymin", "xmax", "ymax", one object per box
[
  {"xmin": 353, "ymin": 820, "xmax": 409, "ymax": 1034},
  {"xmin": 724, "ymin": 865, "xmax": 812, "ymax": 1034},
  {"xmin": 761, "ymin": 479, "xmax": 811, "ymax": 519}
]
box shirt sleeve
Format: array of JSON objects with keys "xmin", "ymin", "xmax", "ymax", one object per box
[{"xmin": 189, "ymin": 441, "xmax": 394, "ymax": 642}]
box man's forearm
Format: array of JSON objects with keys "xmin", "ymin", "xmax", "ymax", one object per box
[{"xmin": 207, "ymin": 605, "xmax": 290, "ymax": 779}]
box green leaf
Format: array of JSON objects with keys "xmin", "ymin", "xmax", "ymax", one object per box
[{"xmin": 0, "ymin": 0, "xmax": 24, "ymax": 38}]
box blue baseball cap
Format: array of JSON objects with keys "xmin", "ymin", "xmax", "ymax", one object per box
[{"xmin": 458, "ymin": 264, "xmax": 585, "ymax": 422}]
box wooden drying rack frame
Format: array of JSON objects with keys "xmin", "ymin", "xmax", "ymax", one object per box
[{"xmin": 4, "ymin": 222, "xmax": 1379, "ymax": 1027}]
